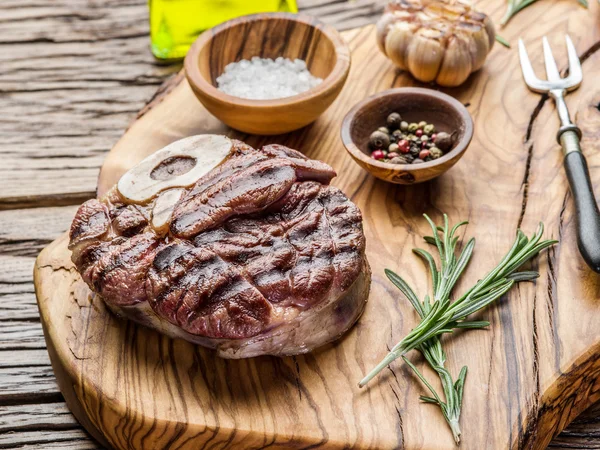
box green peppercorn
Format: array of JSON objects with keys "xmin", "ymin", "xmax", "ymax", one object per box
[
  {"xmin": 424, "ymin": 124, "xmax": 435, "ymax": 135},
  {"xmin": 434, "ymin": 131, "xmax": 453, "ymax": 151},
  {"xmin": 386, "ymin": 112, "xmax": 402, "ymax": 130},
  {"xmin": 408, "ymin": 123, "xmax": 418, "ymax": 132},
  {"xmin": 412, "ymin": 158, "xmax": 425, "ymax": 164},
  {"xmin": 369, "ymin": 130, "xmax": 390, "ymax": 149},
  {"xmin": 421, "ymin": 135, "xmax": 429, "ymax": 143},
  {"xmin": 430, "ymin": 147, "xmax": 443, "ymax": 159},
  {"xmin": 418, "ymin": 121, "xmax": 427, "ymax": 129},
  {"xmin": 392, "ymin": 129, "xmax": 403, "ymax": 138},
  {"xmin": 400, "ymin": 121, "xmax": 409, "ymax": 131},
  {"xmin": 388, "ymin": 143, "xmax": 399, "ymax": 153},
  {"xmin": 378, "ymin": 126, "xmax": 390, "ymax": 134}
]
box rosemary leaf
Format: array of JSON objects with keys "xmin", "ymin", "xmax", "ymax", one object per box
[
  {"xmin": 453, "ymin": 320, "xmax": 490, "ymax": 329},
  {"xmin": 412, "ymin": 248, "xmax": 440, "ymax": 293},
  {"xmin": 402, "ymin": 356, "xmax": 444, "ymax": 405},
  {"xmin": 385, "ymin": 269, "xmax": 424, "ymax": 318},
  {"xmin": 507, "ymin": 271, "xmax": 539, "ymax": 281}
]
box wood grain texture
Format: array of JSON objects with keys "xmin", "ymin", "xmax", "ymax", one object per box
[{"xmin": 33, "ymin": 0, "xmax": 600, "ymax": 446}]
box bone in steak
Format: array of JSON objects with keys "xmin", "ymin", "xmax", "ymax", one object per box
[{"xmin": 69, "ymin": 135, "xmax": 370, "ymax": 358}]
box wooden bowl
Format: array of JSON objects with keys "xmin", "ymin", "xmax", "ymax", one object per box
[
  {"xmin": 184, "ymin": 13, "xmax": 351, "ymax": 135},
  {"xmin": 341, "ymin": 88, "xmax": 473, "ymax": 184}
]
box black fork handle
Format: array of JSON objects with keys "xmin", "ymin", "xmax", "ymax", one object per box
[{"xmin": 562, "ymin": 129, "xmax": 600, "ymax": 272}]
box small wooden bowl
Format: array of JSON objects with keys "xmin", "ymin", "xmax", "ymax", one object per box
[
  {"xmin": 341, "ymin": 88, "xmax": 473, "ymax": 184},
  {"xmin": 184, "ymin": 13, "xmax": 351, "ymax": 135}
]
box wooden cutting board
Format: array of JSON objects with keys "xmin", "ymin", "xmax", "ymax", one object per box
[{"xmin": 34, "ymin": 2, "xmax": 600, "ymax": 448}]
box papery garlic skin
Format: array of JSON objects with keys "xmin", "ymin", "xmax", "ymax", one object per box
[{"xmin": 377, "ymin": 0, "xmax": 495, "ymax": 87}]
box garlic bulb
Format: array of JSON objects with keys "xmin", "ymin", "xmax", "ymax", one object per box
[{"xmin": 376, "ymin": 0, "xmax": 495, "ymax": 87}]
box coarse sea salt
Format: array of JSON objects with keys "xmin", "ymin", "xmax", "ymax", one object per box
[{"xmin": 216, "ymin": 56, "xmax": 323, "ymax": 100}]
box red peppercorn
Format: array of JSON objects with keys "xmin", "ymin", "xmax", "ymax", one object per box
[
  {"xmin": 415, "ymin": 129, "xmax": 423, "ymax": 137},
  {"xmin": 387, "ymin": 152, "xmax": 400, "ymax": 159},
  {"xmin": 419, "ymin": 149, "xmax": 430, "ymax": 160},
  {"xmin": 431, "ymin": 133, "xmax": 437, "ymax": 142},
  {"xmin": 371, "ymin": 150, "xmax": 385, "ymax": 160},
  {"xmin": 397, "ymin": 140, "xmax": 410, "ymax": 153}
]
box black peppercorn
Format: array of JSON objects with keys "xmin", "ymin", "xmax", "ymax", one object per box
[
  {"xmin": 369, "ymin": 130, "xmax": 390, "ymax": 149},
  {"xmin": 386, "ymin": 112, "xmax": 402, "ymax": 130}
]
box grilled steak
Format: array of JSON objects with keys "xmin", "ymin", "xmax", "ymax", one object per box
[{"xmin": 69, "ymin": 136, "xmax": 370, "ymax": 358}]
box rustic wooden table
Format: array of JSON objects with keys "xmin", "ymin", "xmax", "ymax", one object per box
[{"xmin": 1, "ymin": 0, "xmax": 600, "ymax": 448}]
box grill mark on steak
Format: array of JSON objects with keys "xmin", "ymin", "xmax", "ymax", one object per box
[
  {"xmin": 92, "ymin": 233, "xmax": 159, "ymax": 306},
  {"xmin": 186, "ymin": 140, "xmax": 266, "ymax": 198},
  {"xmin": 148, "ymin": 244, "xmax": 272, "ymax": 339},
  {"xmin": 69, "ymin": 140, "xmax": 369, "ymax": 352},
  {"xmin": 171, "ymin": 160, "xmax": 297, "ymax": 238},
  {"xmin": 261, "ymin": 144, "xmax": 336, "ymax": 183},
  {"xmin": 171, "ymin": 151, "xmax": 336, "ymax": 239},
  {"xmin": 152, "ymin": 240, "xmax": 195, "ymax": 271}
]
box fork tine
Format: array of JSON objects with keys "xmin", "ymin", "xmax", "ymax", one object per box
[
  {"xmin": 542, "ymin": 36, "xmax": 561, "ymax": 82},
  {"xmin": 518, "ymin": 39, "xmax": 541, "ymax": 88},
  {"xmin": 565, "ymin": 35, "xmax": 583, "ymax": 85}
]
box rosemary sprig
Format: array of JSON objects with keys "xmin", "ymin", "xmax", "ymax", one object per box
[
  {"xmin": 358, "ymin": 215, "xmax": 556, "ymax": 444},
  {"xmin": 501, "ymin": 0, "xmax": 587, "ymax": 26}
]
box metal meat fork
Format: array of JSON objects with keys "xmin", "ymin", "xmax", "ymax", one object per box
[{"xmin": 519, "ymin": 35, "xmax": 600, "ymax": 272}]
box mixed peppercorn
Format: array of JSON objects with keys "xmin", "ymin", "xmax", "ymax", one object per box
[{"xmin": 369, "ymin": 112, "xmax": 454, "ymax": 164}]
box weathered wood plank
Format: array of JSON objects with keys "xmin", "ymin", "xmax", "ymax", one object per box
[
  {"xmin": 0, "ymin": 283, "xmax": 38, "ymax": 321},
  {"xmin": 0, "ymin": 350, "xmax": 51, "ymax": 369},
  {"xmin": 0, "ymin": 402, "xmax": 79, "ymax": 432},
  {"xmin": 0, "ymin": 206, "xmax": 80, "ymax": 322},
  {"xmin": 0, "ymin": 0, "xmax": 176, "ymax": 208},
  {"xmin": 0, "ymin": 256, "xmax": 33, "ymax": 285},
  {"xmin": 0, "ymin": 429, "xmax": 99, "ymax": 449},
  {"xmin": 0, "ymin": 321, "xmax": 46, "ymax": 351},
  {"xmin": 0, "ymin": 0, "xmax": 384, "ymax": 209},
  {"xmin": 0, "ymin": 206, "xmax": 77, "ymax": 257},
  {"xmin": 0, "ymin": 365, "xmax": 61, "ymax": 404}
]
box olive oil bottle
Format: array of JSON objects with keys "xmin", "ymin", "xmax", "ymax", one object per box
[{"xmin": 149, "ymin": 0, "xmax": 298, "ymax": 61}]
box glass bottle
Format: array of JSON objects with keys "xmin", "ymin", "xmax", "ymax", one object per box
[{"xmin": 149, "ymin": 0, "xmax": 298, "ymax": 61}]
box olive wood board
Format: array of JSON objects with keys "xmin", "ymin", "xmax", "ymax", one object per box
[{"xmin": 34, "ymin": 6, "xmax": 600, "ymax": 449}]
